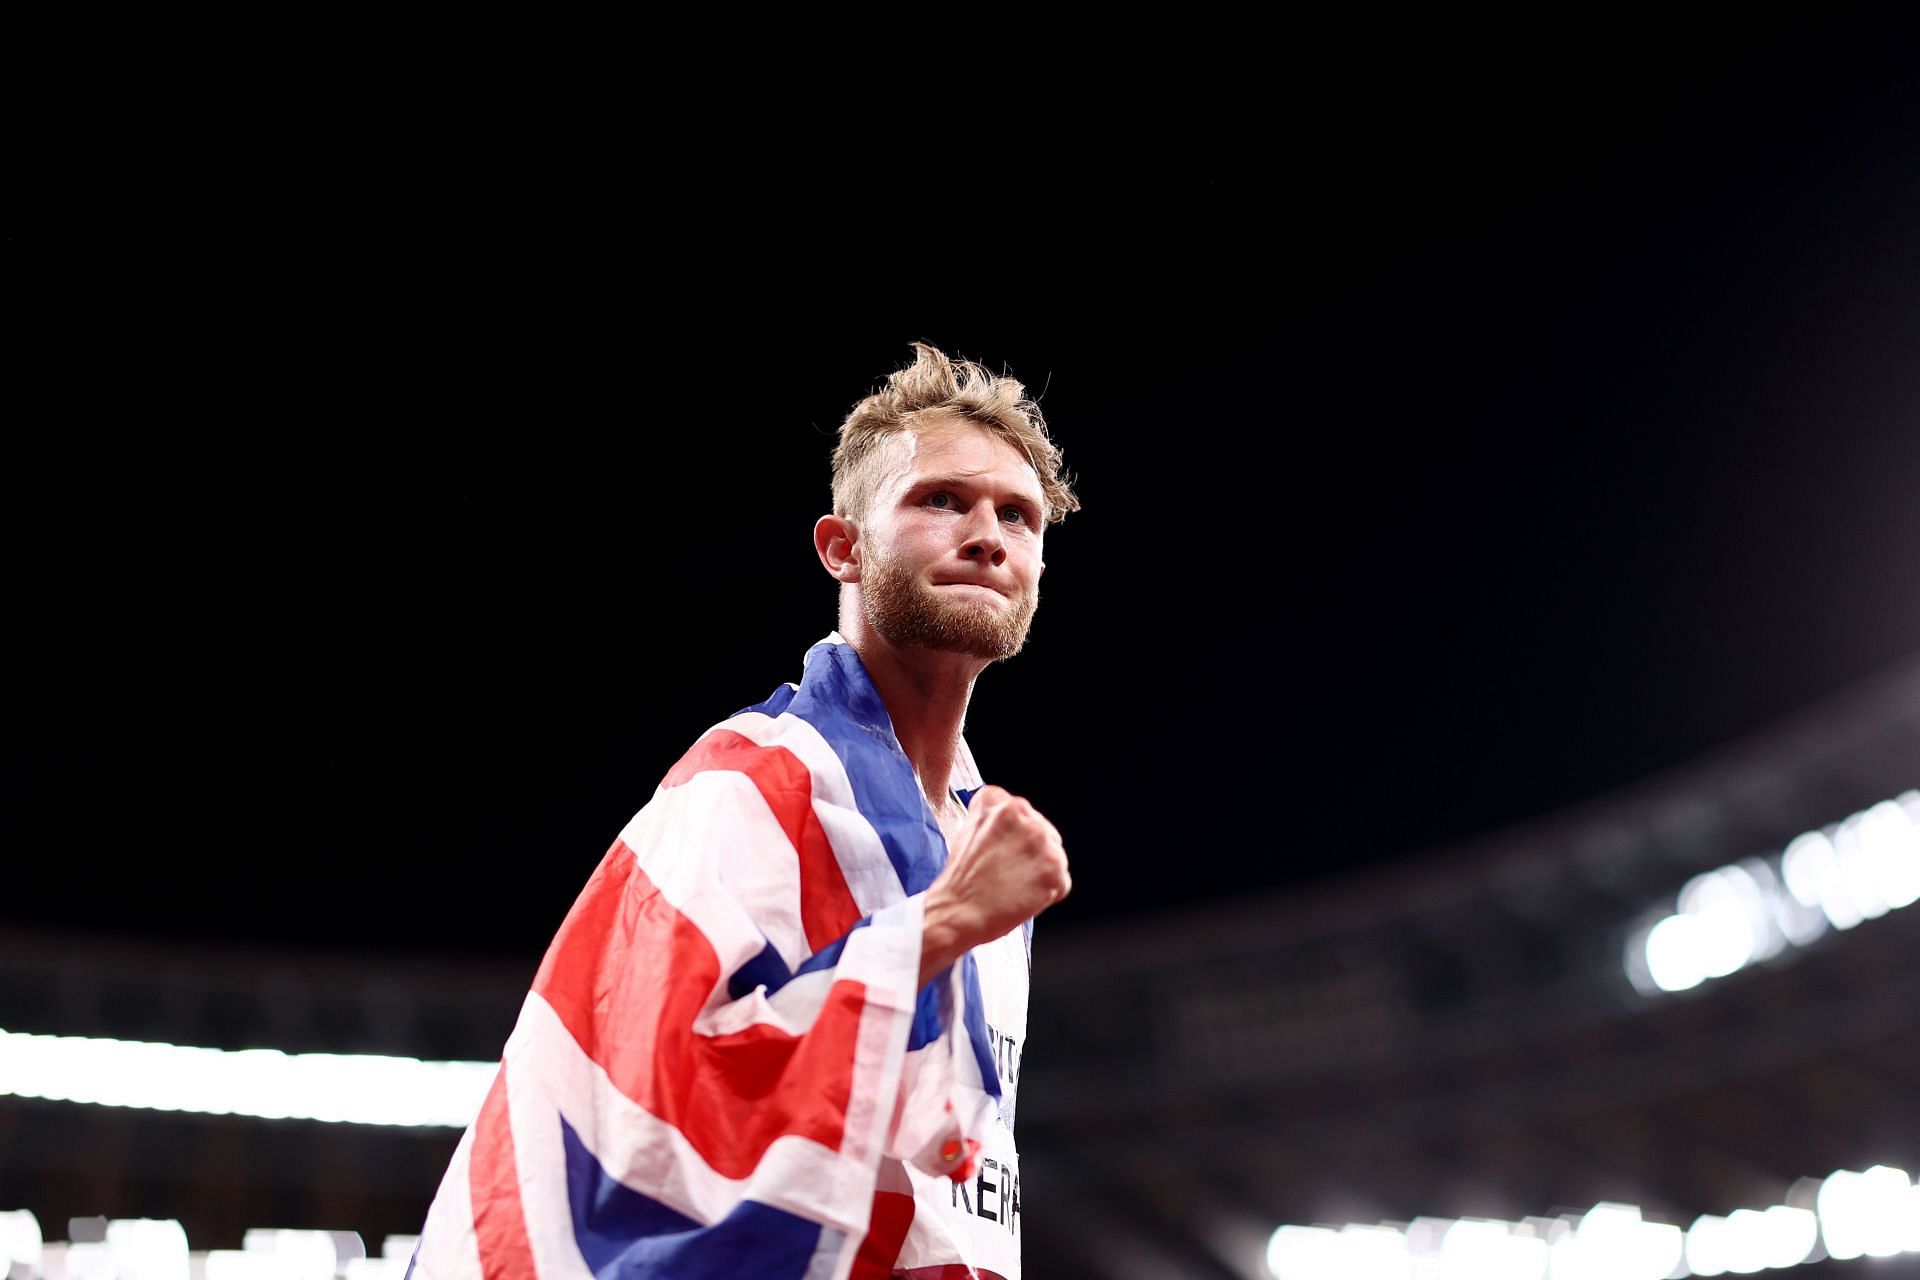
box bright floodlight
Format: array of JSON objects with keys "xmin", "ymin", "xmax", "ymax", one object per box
[
  {"xmin": 1818, "ymin": 1166, "xmax": 1914, "ymax": 1260},
  {"xmin": 0, "ymin": 1211, "xmax": 43, "ymax": 1271},
  {"xmin": 1859, "ymin": 799, "xmax": 1920, "ymax": 909},
  {"xmin": 1267, "ymin": 1224, "xmax": 1340, "ymax": 1280},
  {"xmin": 204, "ymin": 1250, "xmax": 282, "ymax": 1280},
  {"xmin": 242, "ymin": 1229, "xmax": 339, "ymax": 1280},
  {"xmin": 1271, "ymin": 1161, "xmax": 1909, "ymax": 1280},
  {"xmin": 1684, "ymin": 1214, "xmax": 1729, "ymax": 1276},
  {"xmin": 104, "ymin": 1219, "xmax": 189, "ymax": 1280},
  {"xmin": 1677, "ymin": 866, "xmax": 1767, "ymax": 975},
  {"xmin": 1550, "ymin": 1204, "xmax": 1682, "ymax": 1280},
  {"xmin": 1631, "ymin": 792, "xmax": 1918, "ymax": 996},
  {"xmin": 1832, "ymin": 815, "xmax": 1893, "ymax": 923},
  {"xmin": 1689, "ymin": 1204, "xmax": 1817, "ymax": 1273},
  {"xmin": 1643, "ymin": 914, "xmax": 1710, "ymax": 993},
  {"xmin": 1721, "ymin": 1206, "xmax": 1806, "ymax": 1274},
  {"xmin": 65, "ymin": 1242, "xmax": 116, "ymax": 1280},
  {"xmin": 1338, "ymin": 1224, "xmax": 1412, "ymax": 1280},
  {"xmin": 1782, "ymin": 831, "xmax": 1850, "ymax": 924},
  {"xmin": 0, "ymin": 1027, "xmax": 494, "ymax": 1127},
  {"xmin": 1440, "ymin": 1219, "xmax": 1546, "ymax": 1280},
  {"xmin": 1722, "ymin": 1208, "xmax": 1771, "ymax": 1274},
  {"xmin": 1765, "ymin": 1204, "xmax": 1819, "ymax": 1269},
  {"xmin": 343, "ymin": 1261, "xmax": 408, "ymax": 1280}
]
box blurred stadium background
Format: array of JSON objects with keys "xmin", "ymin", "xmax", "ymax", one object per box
[
  {"xmin": 4, "ymin": 659, "xmax": 1915, "ymax": 1279},
  {"xmin": 10, "ymin": 14, "xmax": 1918, "ymax": 1278}
]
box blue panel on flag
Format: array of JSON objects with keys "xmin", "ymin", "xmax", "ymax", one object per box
[
  {"xmin": 783, "ymin": 640, "xmax": 948, "ymax": 894},
  {"xmin": 740, "ymin": 680, "xmax": 799, "ymax": 721},
  {"xmin": 960, "ymin": 956, "xmax": 1001, "ymax": 1097},
  {"xmin": 726, "ymin": 940, "xmax": 795, "ymax": 1002},
  {"xmin": 563, "ymin": 1115, "xmax": 826, "ymax": 1279}
]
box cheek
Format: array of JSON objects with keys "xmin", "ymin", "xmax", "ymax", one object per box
[
  {"xmin": 866, "ymin": 525, "xmax": 933, "ymax": 572},
  {"xmin": 1013, "ymin": 545, "xmax": 1045, "ymax": 585},
  {"xmin": 892, "ymin": 520, "xmax": 951, "ymax": 558}
]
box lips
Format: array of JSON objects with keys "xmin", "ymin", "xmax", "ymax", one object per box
[{"xmin": 932, "ymin": 580, "xmax": 1009, "ymax": 598}]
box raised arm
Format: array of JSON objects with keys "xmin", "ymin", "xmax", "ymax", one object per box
[{"xmin": 918, "ymin": 784, "xmax": 1071, "ymax": 987}]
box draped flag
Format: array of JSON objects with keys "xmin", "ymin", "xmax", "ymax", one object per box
[{"xmin": 412, "ymin": 635, "xmax": 1006, "ymax": 1280}]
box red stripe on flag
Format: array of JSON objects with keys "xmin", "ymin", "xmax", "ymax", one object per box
[
  {"xmin": 663, "ymin": 728, "xmax": 864, "ymax": 951},
  {"xmin": 849, "ymin": 1190, "xmax": 915, "ymax": 1279},
  {"xmin": 532, "ymin": 841, "xmax": 871, "ymax": 1180},
  {"xmin": 469, "ymin": 1068, "xmax": 536, "ymax": 1280}
]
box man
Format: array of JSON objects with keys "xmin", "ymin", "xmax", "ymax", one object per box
[{"xmin": 413, "ymin": 343, "xmax": 1077, "ymax": 1280}]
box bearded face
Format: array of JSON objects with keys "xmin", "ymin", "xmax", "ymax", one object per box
[
  {"xmin": 835, "ymin": 417, "xmax": 1048, "ymax": 663},
  {"xmin": 859, "ymin": 540, "xmax": 1039, "ymax": 661}
]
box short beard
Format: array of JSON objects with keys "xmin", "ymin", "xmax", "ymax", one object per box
[{"xmin": 861, "ymin": 553, "xmax": 1037, "ymax": 661}]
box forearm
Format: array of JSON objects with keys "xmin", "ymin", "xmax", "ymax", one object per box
[{"xmin": 917, "ymin": 889, "xmax": 970, "ymax": 988}]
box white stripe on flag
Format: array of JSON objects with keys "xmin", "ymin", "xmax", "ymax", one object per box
[
  {"xmin": 412, "ymin": 1108, "xmax": 484, "ymax": 1280},
  {"xmin": 723, "ymin": 711, "xmax": 908, "ymax": 918},
  {"xmin": 619, "ymin": 773, "xmax": 791, "ymax": 969},
  {"xmin": 500, "ymin": 1052, "xmax": 597, "ymax": 1280}
]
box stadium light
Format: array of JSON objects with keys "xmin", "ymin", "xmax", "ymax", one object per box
[
  {"xmin": 344, "ymin": 1260, "xmax": 409, "ymax": 1280},
  {"xmin": 1265, "ymin": 1159, "xmax": 1914, "ymax": 1279},
  {"xmin": 1627, "ymin": 790, "xmax": 1919, "ymax": 995},
  {"xmin": 1440, "ymin": 1218, "xmax": 1546, "ymax": 1280},
  {"xmin": 240, "ymin": 1228, "xmax": 356, "ymax": 1280},
  {"xmin": 0, "ymin": 1027, "xmax": 494, "ymax": 1127},
  {"xmin": 1335, "ymin": 1224, "xmax": 1411, "ymax": 1280},
  {"xmin": 0, "ymin": 1211, "xmax": 42, "ymax": 1274},
  {"xmin": 1817, "ymin": 1165, "xmax": 1914, "ymax": 1261},
  {"xmin": 61, "ymin": 1241, "xmax": 115, "ymax": 1280},
  {"xmin": 1267, "ymin": 1225, "xmax": 1341, "ymax": 1280},
  {"xmin": 203, "ymin": 1251, "xmax": 283, "ymax": 1280},
  {"xmin": 1686, "ymin": 1205, "xmax": 1819, "ymax": 1276},
  {"xmin": 103, "ymin": 1219, "xmax": 189, "ymax": 1280},
  {"xmin": 1550, "ymin": 1203, "xmax": 1683, "ymax": 1280}
]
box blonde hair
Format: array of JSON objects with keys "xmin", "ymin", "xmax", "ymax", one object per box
[{"xmin": 831, "ymin": 343, "xmax": 1079, "ymax": 524}]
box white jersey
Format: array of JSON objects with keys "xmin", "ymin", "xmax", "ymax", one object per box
[{"xmin": 893, "ymin": 921, "xmax": 1030, "ymax": 1278}]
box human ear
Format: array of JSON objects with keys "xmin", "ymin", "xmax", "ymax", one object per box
[{"xmin": 813, "ymin": 514, "xmax": 861, "ymax": 583}]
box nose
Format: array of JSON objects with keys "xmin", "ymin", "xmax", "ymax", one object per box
[{"xmin": 960, "ymin": 502, "xmax": 1006, "ymax": 566}]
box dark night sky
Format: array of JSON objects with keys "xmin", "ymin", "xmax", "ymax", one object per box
[{"xmin": 11, "ymin": 17, "xmax": 1919, "ymax": 967}]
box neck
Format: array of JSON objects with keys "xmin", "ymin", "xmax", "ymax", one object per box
[{"xmin": 839, "ymin": 615, "xmax": 986, "ymax": 817}]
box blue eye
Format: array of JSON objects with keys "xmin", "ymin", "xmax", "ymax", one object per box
[
  {"xmin": 1001, "ymin": 507, "xmax": 1027, "ymax": 524},
  {"xmin": 926, "ymin": 492, "xmax": 954, "ymax": 509}
]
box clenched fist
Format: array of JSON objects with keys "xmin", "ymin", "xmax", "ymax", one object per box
[{"xmin": 918, "ymin": 785, "xmax": 1070, "ymax": 986}]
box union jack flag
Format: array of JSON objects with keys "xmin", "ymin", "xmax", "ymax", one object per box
[{"xmin": 412, "ymin": 635, "xmax": 1014, "ymax": 1279}]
